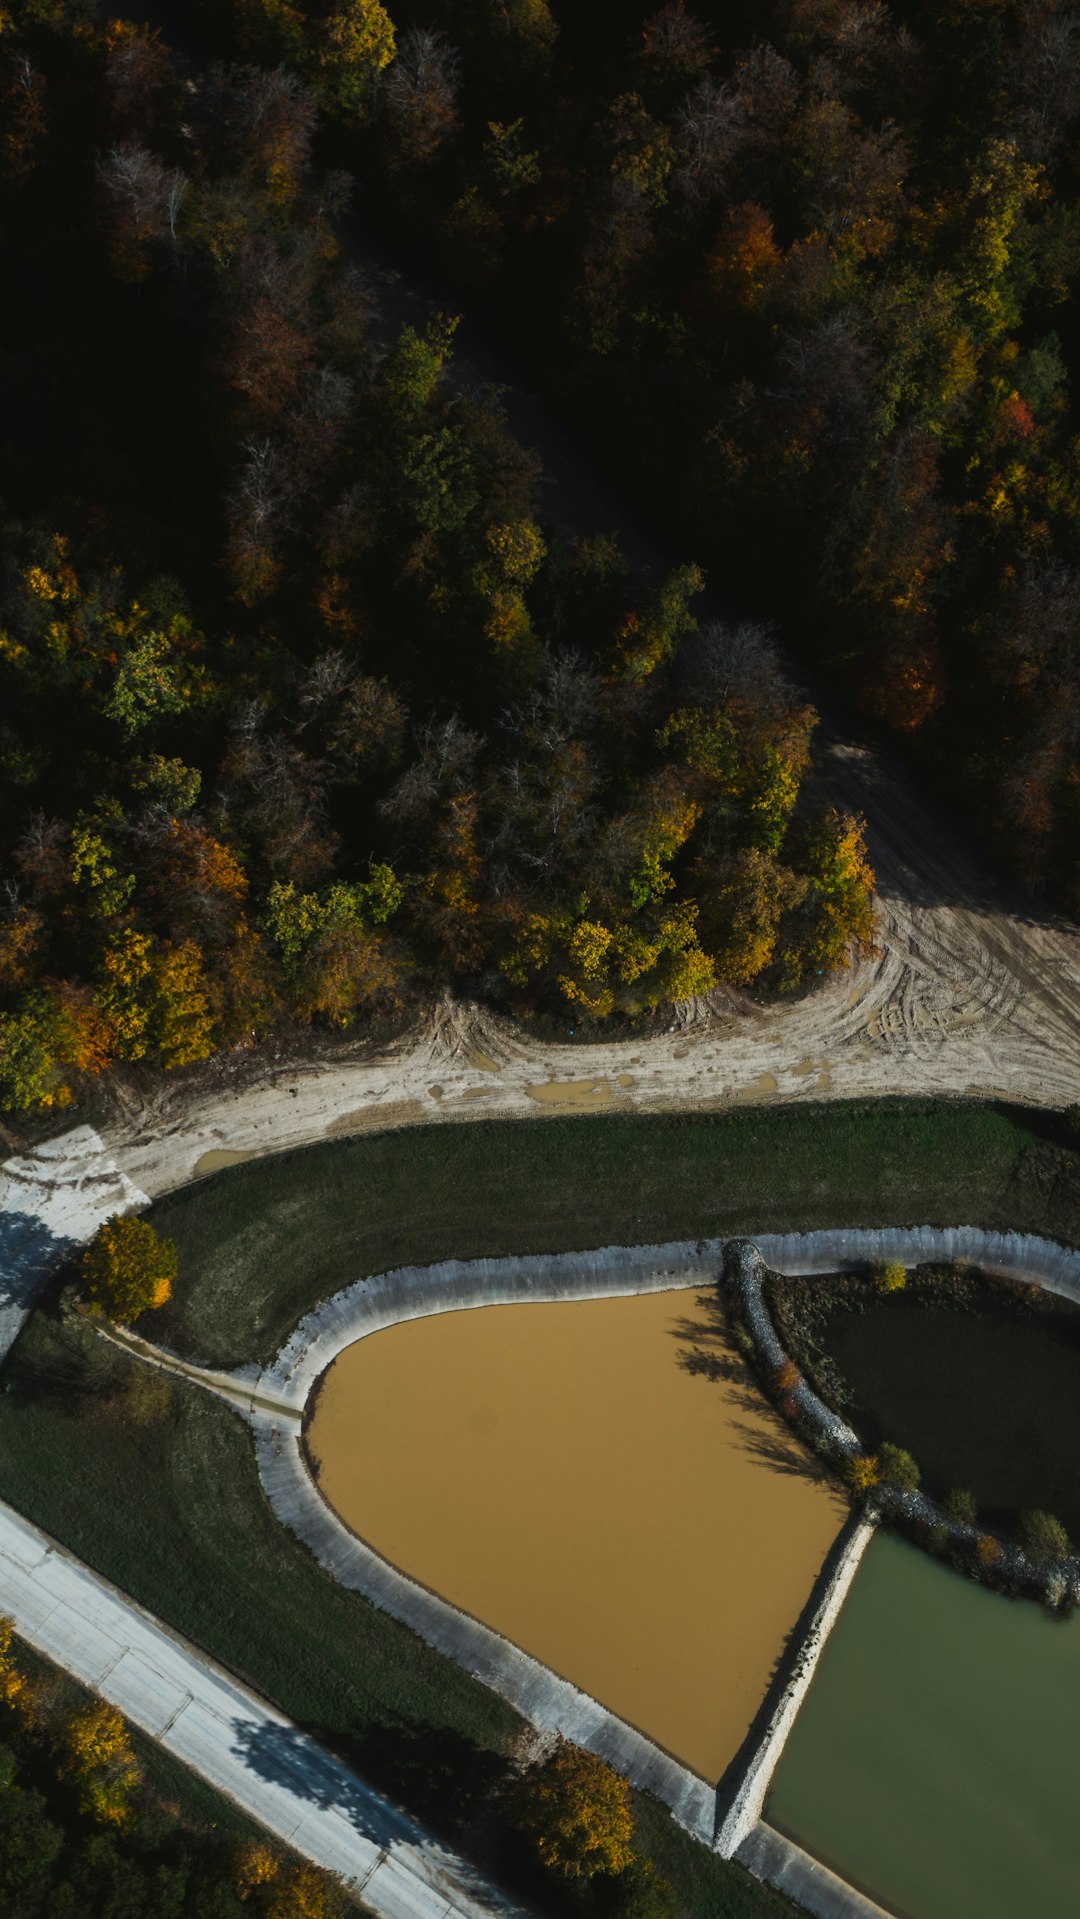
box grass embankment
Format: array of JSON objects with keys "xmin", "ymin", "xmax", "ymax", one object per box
[
  {"xmin": 0, "ymin": 1101, "xmax": 1073, "ymax": 1919},
  {"xmin": 148, "ymin": 1100, "xmax": 1069, "ymax": 1367}
]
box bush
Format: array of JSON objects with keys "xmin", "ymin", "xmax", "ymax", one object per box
[
  {"xmin": 1019, "ymin": 1509, "xmax": 1071, "ymax": 1561},
  {"xmin": 79, "ymin": 1215, "xmax": 177, "ymax": 1324},
  {"xmin": 943, "ymin": 1488, "xmax": 978, "ymax": 1527},
  {"xmin": 771, "ymin": 1357, "xmax": 800, "ymax": 1395},
  {"xmin": 877, "ymin": 1442, "xmax": 920, "ymax": 1493},
  {"xmin": 871, "ymin": 1260, "xmax": 907, "ymax": 1294},
  {"xmin": 846, "ymin": 1452, "xmax": 880, "ymax": 1495}
]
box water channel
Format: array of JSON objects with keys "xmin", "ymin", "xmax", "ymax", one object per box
[
  {"xmin": 768, "ymin": 1531, "xmax": 1080, "ymax": 1919},
  {"xmin": 305, "ymin": 1287, "xmax": 845, "ymax": 1782}
]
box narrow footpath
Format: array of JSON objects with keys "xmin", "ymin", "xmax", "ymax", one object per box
[{"xmin": 0, "ymin": 1498, "xmax": 526, "ymax": 1919}]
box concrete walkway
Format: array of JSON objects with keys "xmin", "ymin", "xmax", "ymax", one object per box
[
  {"xmin": 0, "ymin": 1126, "xmax": 147, "ymax": 1361},
  {"xmin": 0, "ymin": 1498, "xmax": 525, "ymax": 1919}
]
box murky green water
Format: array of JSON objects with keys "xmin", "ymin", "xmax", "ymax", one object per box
[{"xmin": 767, "ymin": 1532, "xmax": 1080, "ymax": 1919}]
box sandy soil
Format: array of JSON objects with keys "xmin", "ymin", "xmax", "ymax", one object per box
[
  {"xmin": 307, "ymin": 1288, "xmax": 846, "ymax": 1783},
  {"xmin": 87, "ymin": 815, "xmax": 1080, "ymax": 1201}
]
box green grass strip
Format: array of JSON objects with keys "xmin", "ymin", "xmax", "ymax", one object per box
[{"xmin": 149, "ymin": 1101, "xmax": 1061, "ymax": 1367}]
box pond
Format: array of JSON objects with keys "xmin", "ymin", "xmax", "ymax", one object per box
[
  {"xmin": 305, "ymin": 1287, "xmax": 846, "ymax": 1782},
  {"xmin": 767, "ymin": 1531, "xmax": 1080, "ymax": 1919},
  {"xmin": 821, "ymin": 1292, "xmax": 1080, "ymax": 1535}
]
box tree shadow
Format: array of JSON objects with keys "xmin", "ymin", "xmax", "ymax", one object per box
[
  {"xmin": 0, "ymin": 1209, "xmax": 74, "ymax": 1331},
  {"xmin": 231, "ymin": 1713, "xmax": 517, "ymax": 1861},
  {"xmin": 669, "ymin": 1290, "xmax": 746, "ymax": 1385},
  {"xmin": 357, "ymin": 1722, "xmax": 514, "ymax": 1839},
  {"xmin": 670, "ymin": 1289, "xmax": 834, "ymax": 1489},
  {"xmin": 229, "ymin": 1714, "xmax": 420, "ymax": 1851},
  {"xmin": 728, "ymin": 1418, "xmax": 835, "ymax": 1487}
]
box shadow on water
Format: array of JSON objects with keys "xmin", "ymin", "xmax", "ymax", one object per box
[{"xmin": 671, "ymin": 1291, "xmax": 833, "ymax": 1488}]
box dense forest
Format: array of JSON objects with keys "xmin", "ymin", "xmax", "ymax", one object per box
[
  {"xmin": 204, "ymin": 0, "xmax": 1080, "ymax": 894},
  {"xmin": 326, "ymin": 0, "xmax": 1080, "ymax": 902},
  {"xmin": 0, "ymin": 0, "xmax": 878, "ymax": 1111}
]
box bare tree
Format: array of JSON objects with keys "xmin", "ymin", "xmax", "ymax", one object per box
[
  {"xmin": 381, "ymin": 27, "xmax": 461, "ymax": 167},
  {"xmin": 97, "ymin": 142, "xmax": 188, "ymax": 272},
  {"xmin": 673, "ymin": 79, "xmax": 747, "ymax": 202}
]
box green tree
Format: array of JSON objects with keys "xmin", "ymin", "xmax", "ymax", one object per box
[
  {"xmin": 877, "ymin": 1442, "xmax": 920, "ymax": 1493},
  {"xmin": 79, "ymin": 1215, "xmax": 177, "ymax": 1323},
  {"xmin": 1020, "ymin": 1509, "xmax": 1071, "ymax": 1560},
  {"xmin": 514, "ymin": 1739, "xmax": 635, "ymax": 1881},
  {"xmin": 943, "ymin": 1488, "xmax": 978, "ymax": 1527}
]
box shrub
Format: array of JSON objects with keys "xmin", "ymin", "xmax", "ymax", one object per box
[
  {"xmin": 846, "ymin": 1452, "xmax": 880, "ymax": 1495},
  {"xmin": 1020, "ymin": 1509, "xmax": 1071, "ymax": 1561},
  {"xmin": 942, "ymin": 1488, "xmax": 978, "ymax": 1527},
  {"xmin": 609, "ymin": 1857, "xmax": 678, "ymax": 1919},
  {"xmin": 877, "ymin": 1442, "xmax": 920, "ymax": 1493},
  {"xmin": 871, "ymin": 1260, "xmax": 906, "ymax": 1294},
  {"xmin": 79, "ymin": 1214, "xmax": 177, "ymax": 1323},
  {"xmin": 975, "ymin": 1533, "xmax": 1003, "ymax": 1570},
  {"xmin": 1045, "ymin": 1569, "xmax": 1068, "ymax": 1611},
  {"xmin": 771, "ymin": 1357, "xmax": 800, "ymax": 1395}
]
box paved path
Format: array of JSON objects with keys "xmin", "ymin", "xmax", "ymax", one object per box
[{"xmin": 0, "ymin": 1499, "xmax": 525, "ymax": 1919}]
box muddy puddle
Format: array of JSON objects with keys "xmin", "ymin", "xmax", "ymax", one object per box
[{"xmin": 307, "ymin": 1288, "xmax": 845, "ymax": 1780}]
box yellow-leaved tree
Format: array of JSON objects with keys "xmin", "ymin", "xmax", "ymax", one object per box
[
  {"xmin": 79, "ymin": 1214, "xmax": 177, "ymax": 1323},
  {"xmin": 514, "ymin": 1739, "xmax": 635, "ymax": 1880},
  {"xmin": 58, "ymin": 1700, "xmax": 140, "ymax": 1827}
]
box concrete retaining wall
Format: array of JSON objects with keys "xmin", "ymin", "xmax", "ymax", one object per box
[
  {"xmin": 714, "ymin": 1510, "xmax": 876, "ymax": 1858},
  {"xmin": 252, "ymin": 1222, "xmax": 1080, "ymax": 1867}
]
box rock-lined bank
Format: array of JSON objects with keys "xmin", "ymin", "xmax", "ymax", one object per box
[{"xmin": 724, "ymin": 1241, "xmax": 1080, "ymax": 1608}]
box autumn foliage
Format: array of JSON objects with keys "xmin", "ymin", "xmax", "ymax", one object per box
[
  {"xmin": 514, "ymin": 1739, "xmax": 636, "ymax": 1880},
  {"xmin": 0, "ymin": 4, "xmax": 883, "ymax": 1117},
  {"xmin": 80, "ymin": 1214, "xmax": 177, "ymax": 1323}
]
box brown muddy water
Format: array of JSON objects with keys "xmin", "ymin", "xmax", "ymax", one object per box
[{"xmin": 306, "ymin": 1289, "xmax": 846, "ymax": 1780}]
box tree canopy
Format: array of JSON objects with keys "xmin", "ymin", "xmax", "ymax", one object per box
[
  {"xmin": 0, "ymin": 0, "xmax": 878, "ymax": 1113},
  {"xmin": 79, "ymin": 1216, "xmax": 177, "ymax": 1323}
]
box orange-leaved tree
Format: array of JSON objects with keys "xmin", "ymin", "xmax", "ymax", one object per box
[{"xmin": 79, "ymin": 1214, "xmax": 177, "ymax": 1322}]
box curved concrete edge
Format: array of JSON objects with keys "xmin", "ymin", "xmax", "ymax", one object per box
[
  {"xmin": 256, "ymin": 1224, "xmax": 1080, "ymax": 1413},
  {"xmin": 752, "ymin": 1225, "xmax": 1080, "ymax": 1300},
  {"xmin": 250, "ymin": 1220, "xmax": 1080, "ymax": 1876},
  {"xmin": 252, "ymin": 1411, "xmax": 719, "ymax": 1845},
  {"xmin": 257, "ymin": 1240, "xmax": 729, "ymax": 1408},
  {"xmin": 714, "ymin": 1512, "xmax": 877, "ymax": 1858},
  {"xmin": 736, "ymin": 1823, "xmax": 896, "ymax": 1919}
]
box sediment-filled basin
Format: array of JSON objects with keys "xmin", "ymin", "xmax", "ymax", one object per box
[
  {"xmin": 767, "ymin": 1530, "xmax": 1080, "ymax": 1919},
  {"xmin": 305, "ymin": 1287, "xmax": 846, "ymax": 1782}
]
